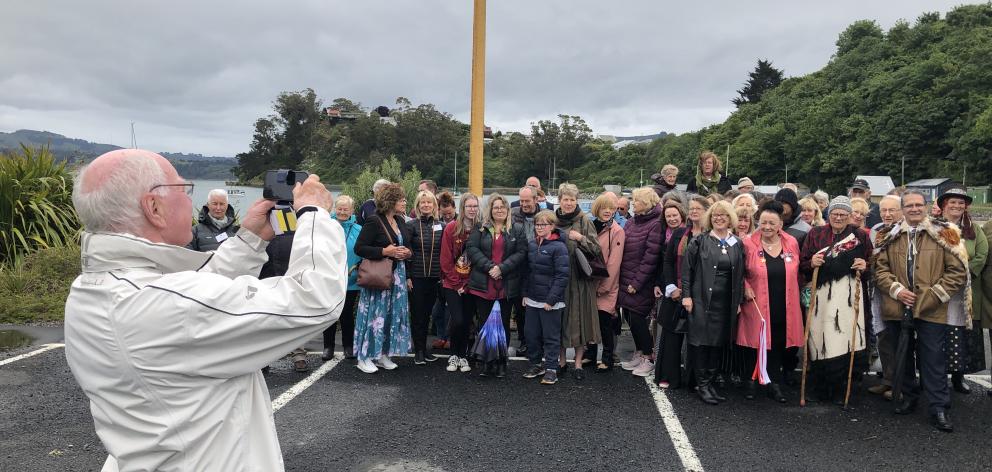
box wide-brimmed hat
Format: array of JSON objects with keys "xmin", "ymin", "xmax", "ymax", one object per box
[{"xmin": 937, "ymin": 186, "xmax": 973, "ymax": 207}]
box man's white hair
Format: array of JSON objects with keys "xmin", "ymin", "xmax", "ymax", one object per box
[
  {"xmin": 208, "ymin": 189, "xmax": 228, "ymax": 202},
  {"xmin": 73, "ymin": 152, "xmax": 165, "ymax": 234}
]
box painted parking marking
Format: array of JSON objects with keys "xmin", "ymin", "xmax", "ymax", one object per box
[
  {"xmin": 271, "ymin": 355, "xmax": 343, "ymax": 413},
  {"xmin": 0, "ymin": 343, "xmax": 64, "ymax": 367},
  {"xmin": 644, "ymin": 375, "xmax": 704, "ymax": 472}
]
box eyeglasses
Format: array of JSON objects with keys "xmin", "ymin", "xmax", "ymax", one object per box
[{"xmin": 150, "ymin": 183, "xmax": 194, "ymax": 197}]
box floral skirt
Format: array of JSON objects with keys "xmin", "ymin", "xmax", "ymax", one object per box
[{"xmin": 354, "ymin": 264, "xmax": 412, "ymax": 361}]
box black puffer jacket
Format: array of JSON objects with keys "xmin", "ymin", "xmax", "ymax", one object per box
[
  {"xmin": 187, "ymin": 204, "xmax": 239, "ymax": 252},
  {"xmin": 405, "ymin": 215, "xmax": 444, "ymax": 279},
  {"xmin": 466, "ymin": 223, "xmax": 529, "ymax": 298}
]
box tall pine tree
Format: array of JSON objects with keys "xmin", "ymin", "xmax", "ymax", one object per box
[{"xmin": 732, "ymin": 59, "xmax": 785, "ymax": 108}]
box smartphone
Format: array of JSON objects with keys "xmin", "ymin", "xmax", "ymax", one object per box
[{"xmin": 263, "ymin": 170, "xmax": 309, "ymax": 202}]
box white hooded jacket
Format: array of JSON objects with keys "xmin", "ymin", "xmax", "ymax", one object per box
[{"xmin": 64, "ymin": 208, "xmax": 346, "ymax": 472}]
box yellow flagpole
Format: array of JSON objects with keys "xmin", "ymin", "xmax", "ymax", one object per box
[{"xmin": 468, "ymin": 0, "xmax": 486, "ymax": 196}]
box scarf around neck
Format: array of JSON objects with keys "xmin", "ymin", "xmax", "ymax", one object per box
[{"xmin": 695, "ymin": 169, "xmax": 722, "ymax": 196}]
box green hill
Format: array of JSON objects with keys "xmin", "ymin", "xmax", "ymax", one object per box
[
  {"xmin": 641, "ymin": 4, "xmax": 992, "ymax": 194},
  {"xmin": 0, "ymin": 129, "xmax": 237, "ymax": 180}
]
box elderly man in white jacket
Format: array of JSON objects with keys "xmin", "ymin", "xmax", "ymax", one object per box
[{"xmin": 64, "ymin": 149, "xmax": 346, "ymax": 472}]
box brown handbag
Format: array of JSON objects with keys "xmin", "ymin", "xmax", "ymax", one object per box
[{"xmin": 357, "ymin": 217, "xmax": 396, "ymax": 290}]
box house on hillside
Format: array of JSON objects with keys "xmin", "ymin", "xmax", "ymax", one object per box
[
  {"xmin": 855, "ymin": 175, "xmax": 895, "ymax": 202},
  {"xmin": 906, "ymin": 178, "xmax": 957, "ymax": 203}
]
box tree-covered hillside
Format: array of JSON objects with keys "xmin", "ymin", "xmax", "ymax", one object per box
[{"xmin": 234, "ymin": 4, "xmax": 992, "ymax": 194}]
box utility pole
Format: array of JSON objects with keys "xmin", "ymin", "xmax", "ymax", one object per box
[
  {"xmin": 785, "ymin": 161, "xmax": 789, "ymax": 183},
  {"xmin": 901, "ymin": 155, "xmax": 905, "ymax": 186},
  {"xmin": 130, "ymin": 122, "xmax": 137, "ymax": 149},
  {"xmin": 726, "ymin": 144, "xmax": 731, "ymax": 177},
  {"xmin": 639, "ymin": 168, "xmax": 644, "ymax": 187},
  {"xmin": 468, "ymin": 0, "xmax": 486, "ymax": 196},
  {"xmin": 454, "ymin": 151, "xmax": 458, "ymax": 194}
]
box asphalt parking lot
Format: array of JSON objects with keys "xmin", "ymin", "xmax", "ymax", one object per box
[{"xmin": 2, "ymin": 328, "xmax": 991, "ymax": 472}]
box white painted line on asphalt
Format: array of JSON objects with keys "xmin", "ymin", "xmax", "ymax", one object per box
[
  {"xmin": 965, "ymin": 374, "xmax": 992, "ymax": 389},
  {"xmin": 306, "ymin": 351, "xmax": 532, "ymax": 361},
  {"xmin": 644, "ymin": 375, "xmax": 704, "ymax": 472},
  {"xmin": 0, "ymin": 343, "xmax": 64, "ymax": 367},
  {"xmin": 271, "ymin": 356, "xmax": 342, "ymax": 413}
]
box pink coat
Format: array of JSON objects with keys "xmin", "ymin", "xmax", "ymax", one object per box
[
  {"xmin": 596, "ymin": 222, "xmax": 625, "ymax": 315},
  {"xmin": 736, "ymin": 230, "xmax": 804, "ymax": 349}
]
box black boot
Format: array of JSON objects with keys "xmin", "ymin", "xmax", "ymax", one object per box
[
  {"xmin": 744, "ymin": 381, "xmax": 757, "ymax": 400},
  {"xmin": 496, "ymin": 361, "xmax": 507, "ymax": 378},
  {"xmin": 707, "ymin": 370, "xmax": 728, "ymax": 402},
  {"xmin": 696, "ymin": 370, "xmax": 719, "ymax": 405},
  {"xmin": 951, "ymin": 373, "xmax": 971, "ymax": 394},
  {"xmin": 321, "ymin": 348, "xmax": 334, "ymax": 361},
  {"xmin": 768, "ymin": 383, "xmax": 787, "ymax": 403},
  {"xmin": 343, "ymin": 345, "xmax": 356, "ymax": 360}
]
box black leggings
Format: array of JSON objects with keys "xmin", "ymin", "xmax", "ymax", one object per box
[
  {"xmin": 409, "ymin": 277, "xmax": 440, "ymax": 352},
  {"xmin": 597, "ymin": 310, "xmax": 619, "ymax": 365},
  {"xmin": 627, "ymin": 308, "xmax": 654, "ymax": 356},
  {"xmin": 444, "ymin": 288, "xmax": 477, "ymax": 358},
  {"xmin": 323, "ymin": 290, "xmax": 358, "ymax": 352},
  {"xmin": 656, "ymin": 299, "xmax": 685, "ymax": 387}
]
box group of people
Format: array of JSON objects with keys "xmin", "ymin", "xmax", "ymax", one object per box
[
  {"xmin": 64, "ymin": 149, "xmax": 991, "ymax": 471},
  {"xmin": 186, "ymin": 151, "xmax": 992, "ymax": 433}
]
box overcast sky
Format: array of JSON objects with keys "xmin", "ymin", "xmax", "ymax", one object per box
[{"xmin": 0, "ymin": 0, "xmax": 968, "ymax": 157}]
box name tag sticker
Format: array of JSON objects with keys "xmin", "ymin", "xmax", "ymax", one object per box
[
  {"xmin": 216, "ymin": 233, "xmax": 229, "ymax": 243},
  {"xmin": 433, "ymin": 224, "xmax": 444, "ymax": 231}
]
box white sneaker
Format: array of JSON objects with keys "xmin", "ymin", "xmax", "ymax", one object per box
[
  {"xmin": 458, "ymin": 357, "xmax": 471, "ymax": 373},
  {"xmin": 632, "ymin": 360, "xmax": 654, "ymax": 377},
  {"xmin": 621, "ymin": 354, "xmax": 643, "ymax": 371},
  {"xmin": 446, "ymin": 356, "xmax": 460, "ymax": 372},
  {"xmin": 356, "ymin": 359, "xmax": 378, "ymax": 374},
  {"xmin": 376, "ymin": 357, "xmax": 398, "ymax": 370}
]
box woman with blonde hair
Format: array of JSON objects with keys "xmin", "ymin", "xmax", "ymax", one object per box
[
  {"xmin": 590, "ymin": 193, "xmax": 626, "ymax": 372},
  {"xmin": 554, "ymin": 183, "xmax": 602, "ymax": 380},
  {"xmin": 850, "ymin": 197, "xmax": 870, "ymax": 232},
  {"xmin": 798, "ymin": 196, "xmax": 825, "ymax": 227},
  {"xmin": 405, "ymin": 190, "xmax": 444, "ymax": 365},
  {"xmin": 618, "ymin": 188, "xmax": 664, "ymax": 377},
  {"xmin": 686, "ymin": 151, "xmax": 731, "ymax": 196},
  {"xmin": 466, "ymin": 193, "xmax": 529, "ymax": 377},
  {"xmin": 682, "ymin": 200, "xmax": 745, "ymax": 404},
  {"xmin": 735, "ymin": 206, "xmax": 754, "ymax": 239}
]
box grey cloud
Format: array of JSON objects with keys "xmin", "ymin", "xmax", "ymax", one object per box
[{"xmin": 0, "ymin": 0, "xmax": 965, "ymax": 155}]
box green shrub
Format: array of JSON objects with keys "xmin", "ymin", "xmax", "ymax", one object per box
[
  {"xmin": 0, "ymin": 243, "xmax": 80, "ymax": 323},
  {"xmin": 341, "ymin": 155, "xmax": 423, "ymax": 206},
  {"xmin": 0, "ymin": 145, "xmax": 80, "ymax": 266}
]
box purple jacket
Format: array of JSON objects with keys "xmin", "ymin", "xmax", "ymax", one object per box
[{"xmin": 618, "ymin": 204, "xmax": 664, "ymax": 315}]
